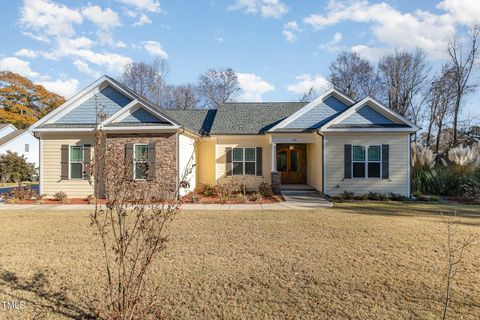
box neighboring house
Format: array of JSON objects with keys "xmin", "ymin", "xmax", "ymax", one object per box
[
  {"xmin": 0, "ymin": 123, "xmax": 39, "ymax": 168},
  {"xmin": 30, "ymin": 75, "xmax": 419, "ymax": 198}
]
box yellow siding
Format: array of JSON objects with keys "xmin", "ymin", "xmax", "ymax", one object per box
[
  {"xmin": 324, "ymin": 132, "xmax": 410, "ymax": 196},
  {"xmin": 41, "ymin": 133, "xmax": 95, "ymax": 198},
  {"xmin": 215, "ymin": 135, "xmax": 271, "ymax": 190},
  {"xmin": 196, "ymin": 138, "xmax": 216, "ymax": 186},
  {"xmin": 306, "ymin": 133, "xmax": 323, "ymax": 192}
]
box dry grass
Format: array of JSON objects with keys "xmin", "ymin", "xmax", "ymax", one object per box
[{"xmin": 0, "ymin": 202, "xmax": 479, "ymax": 319}]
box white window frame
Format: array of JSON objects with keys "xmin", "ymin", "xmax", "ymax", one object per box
[
  {"xmin": 232, "ymin": 147, "xmax": 256, "ymax": 176},
  {"xmin": 69, "ymin": 144, "xmax": 84, "ymax": 179},
  {"xmin": 133, "ymin": 143, "xmax": 149, "ymax": 180},
  {"xmin": 351, "ymin": 144, "xmax": 382, "ymax": 179}
]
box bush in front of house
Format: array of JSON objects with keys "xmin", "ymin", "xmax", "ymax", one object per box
[
  {"xmin": 2, "ymin": 185, "xmax": 39, "ymax": 202},
  {"xmin": 259, "ymin": 182, "xmax": 273, "ymax": 197},
  {"xmin": 0, "ymin": 151, "xmax": 36, "ymax": 183},
  {"xmin": 54, "ymin": 191, "xmax": 68, "ymax": 203},
  {"xmin": 411, "ymin": 142, "xmax": 480, "ymax": 198}
]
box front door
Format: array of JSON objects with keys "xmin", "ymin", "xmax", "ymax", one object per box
[{"xmin": 276, "ymin": 144, "xmax": 304, "ymax": 184}]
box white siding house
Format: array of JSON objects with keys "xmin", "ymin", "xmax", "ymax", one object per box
[{"xmin": 0, "ymin": 124, "xmax": 39, "ymax": 168}]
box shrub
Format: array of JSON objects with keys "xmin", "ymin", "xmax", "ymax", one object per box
[
  {"xmin": 249, "ymin": 192, "xmax": 262, "ymax": 202},
  {"xmin": 461, "ymin": 180, "xmax": 480, "ymax": 201},
  {"xmin": 259, "ymin": 182, "xmax": 273, "ymax": 197},
  {"xmin": 413, "ymin": 191, "xmax": 421, "ymax": 199},
  {"xmin": 339, "ymin": 191, "xmax": 354, "ymax": 200},
  {"xmin": 87, "ymin": 194, "xmax": 96, "ymax": 204},
  {"xmin": 54, "ymin": 191, "xmax": 67, "ymax": 203},
  {"xmin": 388, "ymin": 193, "xmax": 406, "ymax": 201},
  {"xmin": 411, "ymin": 143, "xmax": 436, "ymax": 169},
  {"xmin": 3, "ymin": 185, "xmax": 38, "ymax": 201},
  {"xmin": 203, "ymin": 185, "xmax": 215, "ymax": 197},
  {"xmin": 0, "ymin": 151, "xmax": 36, "ymax": 183},
  {"xmin": 194, "ymin": 183, "xmax": 208, "ymax": 194}
]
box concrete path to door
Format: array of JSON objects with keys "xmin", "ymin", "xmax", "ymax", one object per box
[{"xmin": 280, "ymin": 184, "xmax": 333, "ymax": 209}]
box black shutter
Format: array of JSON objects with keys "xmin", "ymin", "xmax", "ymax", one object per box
[
  {"xmin": 226, "ymin": 147, "xmax": 232, "ymax": 176},
  {"xmin": 83, "ymin": 144, "xmax": 91, "ymax": 180},
  {"xmin": 147, "ymin": 142, "xmax": 156, "ymax": 181},
  {"xmin": 60, "ymin": 145, "xmax": 69, "ymax": 180},
  {"xmin": 382, "ymin": 144, "xmax": 389, "ymax": 179},
  {"xmin": 125, "ymin": 143, "xmax": 134, "ymax": 180},
  {"xmin": 256, "ymin": 147, "xmax": 262, "ymax": 176},
  {"xmin": 344, "ymin": 144, "xmax": 352, "ymax": 179}
]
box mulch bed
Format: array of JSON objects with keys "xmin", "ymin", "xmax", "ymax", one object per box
[{"xmin": 181, "ymin": 192, "xmax": 284, "ymax": 204}]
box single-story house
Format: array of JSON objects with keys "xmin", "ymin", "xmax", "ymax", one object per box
[
  {"xmin": 30, "ymin": 75, "xmax": 419, "ymax": 198},
  {"xmin": 0, "ymin": 123, "xmax": 39, "ymax": 168}
]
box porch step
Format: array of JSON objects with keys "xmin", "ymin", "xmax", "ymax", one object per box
[
  {"xmin": 280, "ymin": 184, "xmax": 315, "ymax": 192},
  {"xmin": 281, "ymin": 190, "xmax": 318, "ymax": 196}
]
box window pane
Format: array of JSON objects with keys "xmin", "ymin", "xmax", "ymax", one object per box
[
  {"xmin": 70, "ymin": 163, "xmax": 83, "ymax": 179},
  {"xmin": 70, "ymin": 146, "xmax": 82, "ymax": 161},
  {"xmin": 353, "ymin": 146, "xmax": 365, "ymax": 161},
  {"xmin": 368, "ymin": 146, "xmax": 381, "ymax": 161},
  {"xmin": 353, "ymin": 163, "xmax": 365, "ymax": 178},
  {"xmin": 232, "ymin": 161, "xmax": 243, "ymax": 175},
  {"xmin": 134, "ymin": 145, "xmax": 148, "ymax": 161},
  {"xmin": 368, "ymin": 163, "xmax": 381, "ymax": 178},
  {"xmin": 277, "ymin": 151, "xmax": 287, "ymax": 172},
  {"xmin": 245, "ymin": 148, "xmax": 256, "ymax": 161},
  {"xmin": 245, "ymin": 162, "xmax": 255, "ymax": 175},
  {"xmin": 232, "ymin": 148, "xmax": 243, "ymax": 161},
  {"xmin": 290, "ymin": 150, "xmax": 299, "ymax": 172},
  {"xmin": 135, "ymin": 162, "xmax": 147, "ymax": 179}
]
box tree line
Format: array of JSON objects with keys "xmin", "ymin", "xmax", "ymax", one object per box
[{"xmin": 318, "ymin": 25, "xmax": 479, "ymax": 151}]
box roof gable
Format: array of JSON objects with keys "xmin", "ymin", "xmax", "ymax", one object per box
[
  {"xmin": 338, "ymin": 105, "xmax": 395, "ymax": 126},
  {"xmin": 267, "ymin": 88, "xmax": 355, "ymax": 132},
  {"xmin": 55, "ymin": 86, "xmax": 132, "ymax": 124},
  {"xmin": 119, "ymin": 107, "xmax": 168, "ymax": 124}
]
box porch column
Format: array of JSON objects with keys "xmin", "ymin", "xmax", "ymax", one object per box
[{"xmin": 271, "ymin": 143, "xmax": 276, "ymax": 172}]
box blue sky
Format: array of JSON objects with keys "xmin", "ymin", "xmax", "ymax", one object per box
[{"xmin": 0, "ymin": 0, "xmax": 479, "ymax": 115}]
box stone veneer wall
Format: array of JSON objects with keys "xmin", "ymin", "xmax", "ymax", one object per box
[{"xmin": 103, "ymin": 133, "xmax": 177, "ymax": 199}]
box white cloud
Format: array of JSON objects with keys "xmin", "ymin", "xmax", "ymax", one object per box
[
  {"xmin": 117, "ymin": 0, "xmax": 161, "ymax": 13},
  {"xmin": 236, "ymin": 73, "xmax": 274, "ymax": 101},
  {"xmin": 0, "ymin": 57, "xmax": 39, "ymax": 78},
  {"xmin": 132, "ymin": 14, "xmax": 152, "ymax": 26},
  {"xmin": 82, "ymin": 5, "xmax": 120, "ymax": 30},
  {"xmin": 283, "ymin": 21, "xmax": 301, "ymax": 42},
  {"xmin": 437, "ymin": 0, "xmax": 480, "ymax": 25},
  {"xmin": 287, "ymin": 74, "xmax": 331, "ymax": 95},
  {"xmin": 304, "ymin": 0, "xmax": 458, "ymax": 59},
  {"xmin": 74, "ymin": 51, "xmax": 133, "ymax": 74},
  {"xmin": 73, "ymin": 60, "xmax": 100, "ymax": 78},
  {"xmin": 229, "ymin": 0, "xmax": 288, "ymax": 19},
  {"xmin": 142, "ymin": 41, "xmax": 168, "ymax": 59},
  {"xmin": 15, "ymin": 48, "xmax": 37, "ymax": 58},
  {"xmin": 38, "ymin": 78, "xmax": 79, "ymax": 98},
  {"xmin": 319, "ymin": 32, "xmax": 343, "ymax": 52},
  {"xmin": 350, "ymin": 44, "xmax": 391, "ymax": 61},
  {"xmin": 20, "ymin": 0, "xmax": 83, "ymax": 39}
]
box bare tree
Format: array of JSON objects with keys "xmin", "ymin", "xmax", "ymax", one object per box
[
  {"xmin": 90, "ymin": 127, "xmax": 194, "ymax": 319},
  {"xmin": 424, "ymin": 65, "xmax": 455, "ymax": 150},
  {"xmin": 198, "ymin": 68, "xmax": 240, "ymax": 108},
  {"xmin": 162, "ymin": 83, "xmax": 199, "ymax": 109},
  {"xmin": 121, "ymin": 58, "xmax": 169, "ymax": 106},
  {"xmin": 329, "ymin": 51, "xmax": 382, "ymax": 100},
  {"xmin": 441, "ymin": 216, "xmax": 477, "ymax": 320},
  {"xmin": 378, "ymin": 48, "xmax": 430, "ymax": 120},
  {"xmin": 299, "ymin": 87, "xmax": 317, "ymax": 102},
  {"xmin": 447, "ymin": 25, "xmax": 479, "ymax": 145}
]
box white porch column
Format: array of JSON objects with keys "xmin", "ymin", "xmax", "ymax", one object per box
[{"xmin": 271, "ymin": 143, "xmax": 277, "ymax": 172}]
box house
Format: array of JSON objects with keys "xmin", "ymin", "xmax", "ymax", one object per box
[
  {"xmin": 30, "ymin": 75, "xmax": 419, "ymax": 199},
  {"xmin": 0, "ymin": 123, "xmax": 39, "ymax": 168}
]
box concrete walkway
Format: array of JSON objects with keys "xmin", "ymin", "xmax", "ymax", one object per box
[{"xmin": 0, "ymin": 198, "xmax": 332, "ymax": 211}]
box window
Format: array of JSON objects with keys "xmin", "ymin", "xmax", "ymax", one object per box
[
  {"xmin": 70, "ymin": 145, "xmax": 83, "ymax": 179},
  {"xmin": 352, "ymin": 145, "xmax": 382, "ymax": 178},
  {"xmin": 367, "ymin": 145, "xmax": 381, "ymax": 178},
  {"xmin": 352, "ymin": 146, "xmax": 365, "ymax": 178},
  {"xmin": 232, "ymin": 147, "xmax": 256, "ymax": 176},
  {"xmin": 25, "ymin": 144, "xmax": 29, "ymax": 152},
  {"xmin": 134, "ymin": 144, "xmax": 149, "ymax": 180}
]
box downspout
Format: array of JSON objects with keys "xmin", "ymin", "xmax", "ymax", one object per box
[
  {"xmin": 176, "ymin": 128, "xmax": 185, "ymax": 200},
  {"xmin": 316, "ymin": 130, "xmax": 325, "ymax": 195}
]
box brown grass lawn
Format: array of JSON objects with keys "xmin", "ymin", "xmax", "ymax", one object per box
[{"xmin": 0, "ymin": 202, "xmax": 479, "ymax": 319}]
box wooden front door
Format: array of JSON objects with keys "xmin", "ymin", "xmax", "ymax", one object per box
[{"xmin": 276, "ymin": 144, "xmax": 305, "ymax": 184}]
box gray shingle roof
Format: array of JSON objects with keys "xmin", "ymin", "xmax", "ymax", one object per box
[
  {"xmin": 163, "ymin": 109, "xmax": 216, "ymax": 135},
  {"xmin": 209, "ymin": 102, "xmax": 307, "ymax": 135},
  {"xmin": 0, "ymin": 129, "xmax": 27, "ymax": 147}
]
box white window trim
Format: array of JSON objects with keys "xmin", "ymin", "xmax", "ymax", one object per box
[
  {"xmin": 232, "ymin": 147, "xmax": 256, "ymax": 176},
  {"xmin": 69, "ymin": 144, "xmax": 84, "ymax": 180},
  {"xmin": 133, "ymin": 143, "xmax": 149, "ymax": 180},
  {"xmin": 352, "ymin": 145, "xmax": 382, "ymax": 179}
]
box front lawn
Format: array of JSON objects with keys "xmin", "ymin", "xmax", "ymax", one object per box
[{"xmin": 0, "ymin": 202, "xmax": 479, "ymax": 319}]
